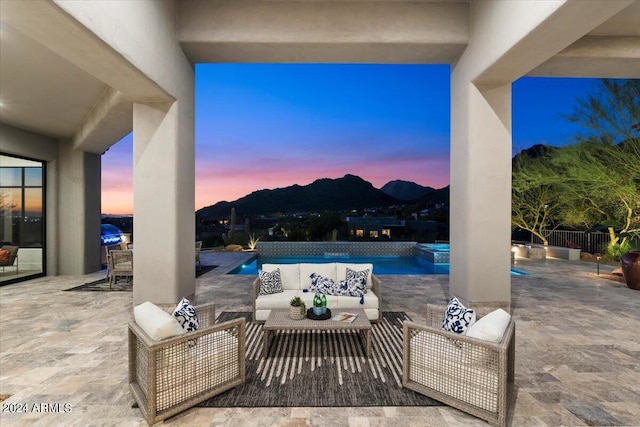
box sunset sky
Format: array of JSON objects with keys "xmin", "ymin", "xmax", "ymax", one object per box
[{"xmin": 101, "ymin": 64, "xmax": 598, "ymax": 215}]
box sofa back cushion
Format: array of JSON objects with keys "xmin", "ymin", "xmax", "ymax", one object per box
[
  {"xmin": 300, "ymin": 263, "xmax": 337, "ymax": 289},
  {"xmin": 261, "ymin": 263, "xmax": 300, "ymax": 290},
  {"xmin": 336, "ymin": 263, "xmax": 374, "ymax": 289}
]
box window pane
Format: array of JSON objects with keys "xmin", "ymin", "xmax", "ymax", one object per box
[
  {"xmin": 24, "ymin": 188, "xmax": 42, "ymax": 217},
  {"xmin": 1, "ymin": 188, "xmax": 22, "ymax": 213},
  {"xmin": 0, "ymin": 188, "xmax": 22, "ymax": 245},
  {"xmin": 24, "ymin": 168, "xmax": 43, "ymax": 186},
  {"xmin": 0, "ymin": 168, "xmax": 22, "ymax": 186}
]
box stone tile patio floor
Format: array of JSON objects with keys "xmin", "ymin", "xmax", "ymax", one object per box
[{"xmin": 1, "ymin": 252, "xmax": 639, "ymax": 427}]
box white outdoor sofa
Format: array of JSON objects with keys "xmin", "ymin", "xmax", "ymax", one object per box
[{"xmin": 252, "ymin": 262, "xmax": 381, "ymax": 322}]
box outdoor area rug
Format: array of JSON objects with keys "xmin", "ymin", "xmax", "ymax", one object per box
[
  {"xmin": 63, "ymin": 265, "xmax": 218, "ymax": 291},
  {"xmin": 199, "ymin": 311, "xmax": 440, "ymax": 408}
]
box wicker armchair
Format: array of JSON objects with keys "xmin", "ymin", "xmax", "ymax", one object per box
[
  {"xmin": 128, "ymin": 303, "xmax": 246, "ymax": 425},
  {"xmin": 403, "ymin": 304, "xmax": 515, "ymax": 427}
]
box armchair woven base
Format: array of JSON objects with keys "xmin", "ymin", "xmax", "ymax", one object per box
[
  {"xmin": 403, "ymin": 304, "xmax": 515, "ymax": 427},
  {"xmin": 128, "ymin": 303, "xmax": 246, "ymax": 425}
]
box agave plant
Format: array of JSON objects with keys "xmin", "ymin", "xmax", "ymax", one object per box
[{"xmin": 247, "ymin": 233, "xmax": 260, "ymax": 250}]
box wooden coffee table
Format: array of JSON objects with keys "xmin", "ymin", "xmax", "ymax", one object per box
[{"xmin": 262, "ymin": 308, "xmax": 372, "ymax": 357}]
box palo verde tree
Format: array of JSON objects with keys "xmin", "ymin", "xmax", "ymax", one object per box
[
  {"xmin": 512, "ymin": 79, "xmax": 640, "ymax": 256},
  {"xmin": 559, "ymin": 79, "xmax": 640, "ymax": 255},
  {"xmin": 511, "ymin": 149, "xmax": 563, "ymax": 246}
]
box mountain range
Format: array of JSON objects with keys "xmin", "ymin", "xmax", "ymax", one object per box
[{"xmin": 196, "ymin": 174, "xmax": 449, "ymax": 219}]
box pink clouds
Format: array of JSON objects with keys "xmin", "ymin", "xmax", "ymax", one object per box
[{"xmin": 102, "ymin": 139, "xmax": 451, "ymax": 214}]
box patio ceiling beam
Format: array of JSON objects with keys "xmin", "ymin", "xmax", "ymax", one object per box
[
  {"xmin": 457, "ymin": 0, "xmax": 634, "ymax": 88},
  {"xmin": 177, "ymin": 0, "xmax": 469, "ymax": 63},
  {"xmin": 71, "ymin": 87, "xmax": 133, "ymax": 155},
  {"xmin": 528, "ymin": 35, "xmax": 640, "ymax": 78}
]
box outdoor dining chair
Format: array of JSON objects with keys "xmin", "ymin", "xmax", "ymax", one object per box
[{"xmin": 107, "ymin": 249, "xmax": 133, "ymax": 289}]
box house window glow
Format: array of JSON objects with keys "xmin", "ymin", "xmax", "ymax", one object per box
[
  {"xmin": 356, "ymin": 229, "xmax": 364, "ymax": 237},
  {"xmin": 382, "ymin": 229, "xmax": 391, "ymax": 237},
  {"xmin": 370, "ymin": 230, "xmax": 379, "ymax": 238}
]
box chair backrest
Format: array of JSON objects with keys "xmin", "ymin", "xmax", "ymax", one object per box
[{"xmin": 110, "ymin": 250, "xmax": 133, "ymax": 273}]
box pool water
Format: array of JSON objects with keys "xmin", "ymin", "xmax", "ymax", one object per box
[{"xmin": 229, "ymin": 256, "xmax": 527, "ymax": 276}]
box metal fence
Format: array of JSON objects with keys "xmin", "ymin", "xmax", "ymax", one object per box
[{"xmin": 530, "ymin": 230, "xmax": 611, "ymax": 254}]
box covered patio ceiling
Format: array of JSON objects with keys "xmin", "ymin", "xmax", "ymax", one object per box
[{"xmin": 1, "ymin": 0, "xmax": 639, "ymax": 156}]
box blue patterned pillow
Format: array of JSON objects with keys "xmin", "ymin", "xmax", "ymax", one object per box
[
  {"xmin": 173, "ymin": 297, "xmax": 199, "ymax": 333},
  {"xmin": 310, "ymin": 274, "xmax": 365, "ymax": 298},
  {"xmin": 310, "ymin": 273, "xmax": 336, "ymax": 294},
  {"xmin": 346, "ymin": 268, "xmax": 369, "ymax": 294},
  {"xmin": 442, "ymin": 297, "xmax": 476, "ymax": 334},
  {"xmin": 335, "ymin": 277, "xmax": 366, "ymax": 297},
  {"xmin": 259, "ymin": 268, "xmax": 283, "ymax": 295}
]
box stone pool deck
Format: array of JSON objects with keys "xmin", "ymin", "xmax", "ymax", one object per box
[{"xmin": 0, "ymin": 252, "xmax": 638, "ymax": 426}]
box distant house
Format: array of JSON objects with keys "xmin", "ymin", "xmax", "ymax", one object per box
[{"xmin": 346, "ymin": 216, "xmax": 438, "ymax": 241}]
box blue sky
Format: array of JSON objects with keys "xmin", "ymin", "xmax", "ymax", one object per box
[{"xmin": 101, "ymin": 64, "xmax": 599, "ymax": 214}]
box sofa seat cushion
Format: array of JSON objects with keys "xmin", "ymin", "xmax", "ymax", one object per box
[
  {"xmin": 261, "ymin": 264, "xmax": 300, "ymax": 290},
  {"xmin": 409, "ymin": 332, "xmax": 498, "ymax": 413},
  {"xmin": 297, "ymin": 291, "xmax": 338, "ymax": 309},
  {"xmin": 300, "ymin": 263, "xmax": 337, "ymax": 288},
  {"xmin": 255, "ymin": 290, "xmax": 300, "ymax": 310},
  {"xmin": 336, "ymin": 292, "xmax": 379, "ymax": 310},
  {"xmin": 336, "ymin": 263, "xmax": 374, "ymax": 289}
]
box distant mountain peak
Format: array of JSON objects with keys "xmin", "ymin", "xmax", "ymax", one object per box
[
  {"xmin": 380, "ymin": 180, "xmax": 435, "ymax": 202},
  {"xmin": 196, "ymin": 174, "xmax": 398, "ymax": 218}
]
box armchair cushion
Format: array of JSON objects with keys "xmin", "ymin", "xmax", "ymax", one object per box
[
  {"xmin": 466, "ymin": 309, "xmax": 511, "ymax": 343},
  {"xmin": 442, "ymin": 297, "xmax": 476, "ymax": 334},
  {"xmin": 134, "ymin": 301, "xmax": 186, "ymax": 341},
  {"xmin": 0, "ymin": 249, "xmax": 9, "ymax": 263}
]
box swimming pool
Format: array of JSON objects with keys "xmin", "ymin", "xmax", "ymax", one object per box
[{"xmin": 229, "ymin": 255, "xmax": 527, "ymax": 276}]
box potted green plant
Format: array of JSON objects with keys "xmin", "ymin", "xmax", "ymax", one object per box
[{"xmin": 289, "ymin": 296, "xmax": 306, "ymax": 320}]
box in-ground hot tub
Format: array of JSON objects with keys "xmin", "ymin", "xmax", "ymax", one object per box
[{"xmin": 417, "ymin": 243, "xmax": 450, "ymax": 263}]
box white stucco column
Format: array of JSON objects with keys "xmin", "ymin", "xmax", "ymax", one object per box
[
  {"xmin": 449, "ymin": 78, "xmax": 512, "ymax": 310},
  {"xmin": 57, "ymin": 142, "xmax": 102, "ymax": 275},
  {"xmin": 133, "ymin": 98, "xmax": 195, "ymax": 304}
]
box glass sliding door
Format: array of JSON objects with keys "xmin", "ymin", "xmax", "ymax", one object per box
[{"xmin": 0, "ymin": 154, "xmax": 45, "ymax": 284}]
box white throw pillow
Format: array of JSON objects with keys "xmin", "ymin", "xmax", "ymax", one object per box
[
  {"xmin": 466, "ymin": 308, "xmax": 512, "ymax": 343},
  {"xmin": 134, "ymin": 301, "xmax": 186, "ymax": 341}
]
